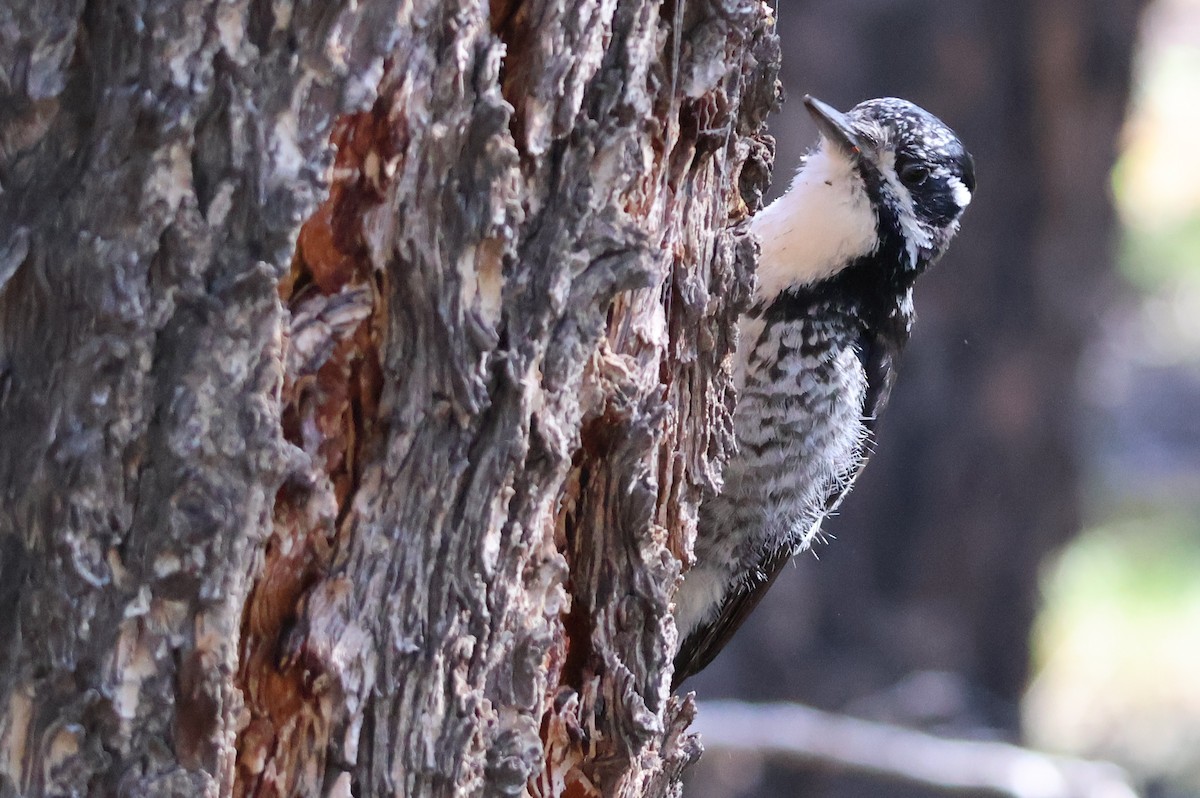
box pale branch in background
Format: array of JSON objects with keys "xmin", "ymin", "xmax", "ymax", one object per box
[{"xmin": 694, "ymin": 701, "xmax": 1140, "ymax": 798}]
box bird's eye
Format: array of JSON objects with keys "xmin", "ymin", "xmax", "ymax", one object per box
[{"xmin": 898, "ymin": 161, "xmax": 930, "ymax": 187}]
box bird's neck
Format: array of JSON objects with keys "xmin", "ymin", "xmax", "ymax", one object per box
[
  {"xmin": 750, "ymin": 146, "xmax": 880, "ymax": 304},
  {"xmin": 756, "ymin": 256, "xmax": 916, "ymax": 330}
]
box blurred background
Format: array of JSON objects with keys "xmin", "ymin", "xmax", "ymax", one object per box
[{"xmin": 684, "ymin": 0, "xmax": 1200, "ymax": 795}]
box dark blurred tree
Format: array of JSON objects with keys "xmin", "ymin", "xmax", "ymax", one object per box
[{"xmin": 689, "ymin": 0, "xmax": 1143, "ymax": 793}]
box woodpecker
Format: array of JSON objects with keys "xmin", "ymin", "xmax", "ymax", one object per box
[{"xmin": 672, "ymin": 96, "xmax": 975, "ymax": 687}]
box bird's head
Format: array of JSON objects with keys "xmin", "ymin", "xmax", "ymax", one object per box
[{"xmin": 804, "ymin": 95, "xmax": 975, "ymax": 271}]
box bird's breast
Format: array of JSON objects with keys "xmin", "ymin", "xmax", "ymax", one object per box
[
  {"xmin": 751, "ymin": 145, "xmax": 880, "ymax": 299},
  {"xmin": 704, "ymin": 308, "xmax": 870, "ymax": 565}
]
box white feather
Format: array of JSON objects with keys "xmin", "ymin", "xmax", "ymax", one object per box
[
  {"xmin": 749, "ymin": 141, "xmax": 880, "ymax": 302},
  {"xmin": 947, "ymin": 175, "xmax": 972, "ymax": 209}
]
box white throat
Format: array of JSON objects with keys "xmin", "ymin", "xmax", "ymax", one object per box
[{"xmin": 749, "ymin": 143, "xmax": 879, "ymax": 303}]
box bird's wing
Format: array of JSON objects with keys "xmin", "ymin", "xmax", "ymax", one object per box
[
  {"xmin": 856, "ymin": 315, "xmax": 907, "ymax": 433},
  {"xmin": 671, "ymin": 319, "xmax": 909, "ymax": 691},
  {"xmin": 672, "ymin": 542, "xmax": 793, "ymax": 690}
]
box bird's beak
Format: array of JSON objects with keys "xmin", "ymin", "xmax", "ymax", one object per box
[{"xmin": 804, "ymin": 95, "xmax": 864, "ymax": 160}]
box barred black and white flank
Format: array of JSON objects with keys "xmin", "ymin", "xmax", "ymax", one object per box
[{"xmin": 672, "ymin": 96, "xmax": 976, "ymax": 687}]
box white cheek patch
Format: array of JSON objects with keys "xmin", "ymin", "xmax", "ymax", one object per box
[{"xmin": 947, "ymin": 175, "xmax": 972, "ymax": 209}]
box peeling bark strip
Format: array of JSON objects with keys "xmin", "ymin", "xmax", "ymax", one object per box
[
  {"xmin": 234, "ymin": 102, "xmax": 391, "ymax": 798},
  {"xmin": 0, "ymin": 1, "xmax": 779, "ymax": 797}
]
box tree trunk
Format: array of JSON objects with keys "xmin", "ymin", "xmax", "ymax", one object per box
[{"xmin": 0, "ymin": 1, "xmax": 779, "ymax": 796}]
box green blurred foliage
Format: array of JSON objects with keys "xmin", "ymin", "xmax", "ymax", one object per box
[{"xmin": 1115, "ymin": 212, "xmax": 1200, "ymax": 293}]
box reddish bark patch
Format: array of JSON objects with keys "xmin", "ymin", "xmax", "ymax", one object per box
[
  {"xmin": 490, "ymin": 0, "xmax": 537, "ymax": 154},
  {"xmin": 233, "ymin": 92, "xmax": 396, "ymax": 798},
  {"xmin": 489, "ymin": 0, "xmax": 522, "ymax": 36}
]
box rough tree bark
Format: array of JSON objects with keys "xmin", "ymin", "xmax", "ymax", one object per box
[{"xmin": 0, "ymin": 1, "xmax": 779, "ymax": 796}]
